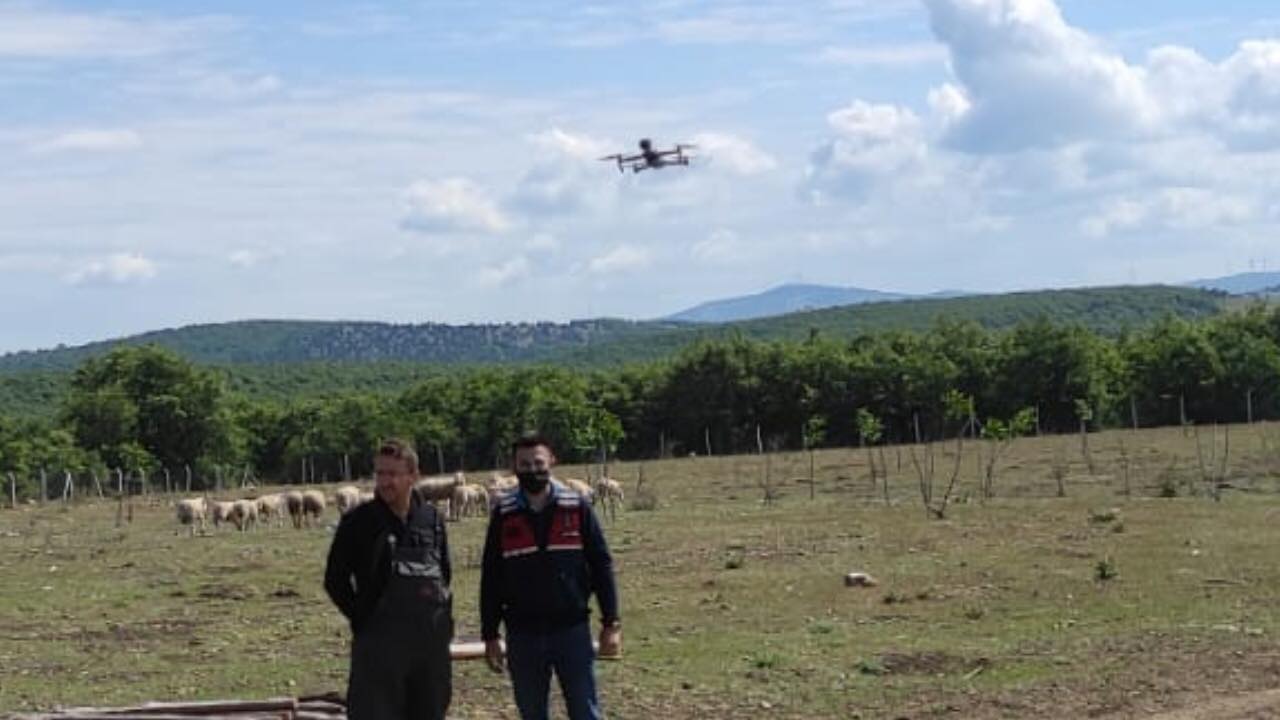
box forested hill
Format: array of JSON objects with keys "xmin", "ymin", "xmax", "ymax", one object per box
[{"xmin": 0, "ymin": 285, "xmax": 1225, "ymax": 372}]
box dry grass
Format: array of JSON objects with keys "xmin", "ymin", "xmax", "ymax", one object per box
[{"xmin": 3, "ymin": 423, "xmax": 1280, "ymax": 718}]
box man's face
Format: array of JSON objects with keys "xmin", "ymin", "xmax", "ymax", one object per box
[
  {"xmin": 374, "ymin": 454, "xmax": 416, "ymax": 504},
  {"xmin": 513, "ymin": 445, "xmax": 555, "ymax": 475}
]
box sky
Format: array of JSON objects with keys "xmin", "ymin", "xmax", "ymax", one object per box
[{"xmin": 3, "ymin": 0, "xmax": 1280, "ymax": 353}]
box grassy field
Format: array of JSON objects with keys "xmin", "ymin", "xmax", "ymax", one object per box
[{"xmin": 4, "ymin": 424, "xmax": 1280, "ymax": 718}]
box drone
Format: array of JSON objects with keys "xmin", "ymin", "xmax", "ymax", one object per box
[{"xmin": 599, "ymin": 138, "xmax": 697, "ymax": 173}]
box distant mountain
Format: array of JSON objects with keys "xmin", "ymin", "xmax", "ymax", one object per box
[
  {"xmin": 1185, "ymin": 271, "xmax": 1280, "ymax": 295},
  {"xmin": 0, "ymin": 285, "xmax": 1225, "ymax": 377},
  {"xmin": 666, "ymin": 283, "xmax": 976, "ymax": 323},
  {"xmin": 665, "ymin": 283, "xmax": 908, "ymax": 322}
]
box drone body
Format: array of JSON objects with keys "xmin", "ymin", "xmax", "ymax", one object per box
[{"xmin": 599, "ymin": 138, "xmax": 697, "ymax": 173}]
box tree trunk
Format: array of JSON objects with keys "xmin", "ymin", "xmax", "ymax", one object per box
[
  {"xmin": 1180, "ymin": 393, "xmax": 1188, "ymax": 436},
  {"xmin": 808, "ymin": 448, "xmax": 815, "ymax": 500},
  {"xmin": 705, "ymin": 427, "xmax": 712, "ymax": 457},
  {"xmin": 8, "ymin": 472, "xmax": 16, "ymax": 508},
  {"xmin": 39, "ymin": 468, "xmax": 47, "ymax": 504}
]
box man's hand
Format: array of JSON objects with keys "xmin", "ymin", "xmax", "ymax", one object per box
[
  {"xmin": 598, "ymin": 625, "xmax": 622, "ymax": 660},
  {"xmin": 484, "ymin": 638, "xmax": 505, "ymax": 674}
]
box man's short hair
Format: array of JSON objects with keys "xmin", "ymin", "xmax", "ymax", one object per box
[
  {"xmin": 511, "ymin": 431, "xmax": 555, "ymax": 456},
  {"xmin": 377, "ymin": 437, "xmax": 419, "ymax": 475}
]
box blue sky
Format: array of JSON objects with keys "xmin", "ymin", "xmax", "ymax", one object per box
[{"xmin": 2, "ymin": 0, "xmax": 1280, "ymax": 353}]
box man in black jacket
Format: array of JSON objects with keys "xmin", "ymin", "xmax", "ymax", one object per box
[
  {"xmin": 324, "ymin": 438, "xmax": 452, "ymax": 720},
  {"xmin": 481, "ymin": 432, "xmax": 620, "ymax": 720}
]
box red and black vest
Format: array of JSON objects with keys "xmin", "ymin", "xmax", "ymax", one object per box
[
  {"xmin": 497, "ymin": 485, "xmax": 584, "ymax": 558},
  {"xmin": 492, "ymin": 483, "xmax": 593, "ymax": 631}
]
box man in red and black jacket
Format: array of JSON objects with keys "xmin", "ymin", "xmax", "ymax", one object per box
[{"xmin": 480, "ymin": 432, "xmax": 620, "ymax": 720}]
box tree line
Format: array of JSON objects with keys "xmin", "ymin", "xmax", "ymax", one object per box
[{"xmin": 2, "ymin": 305, "xmax": 1278, "ymax": 499}]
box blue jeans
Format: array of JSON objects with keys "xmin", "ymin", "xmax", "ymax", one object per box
[{"xmin": 506, "ymin": 622, "xmax": 602, "ymax": 720}]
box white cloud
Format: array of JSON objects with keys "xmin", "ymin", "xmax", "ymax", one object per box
[
  {"xmin": 510, "ymin": 128, "xmax": 618, "ymax": 217},
  {"xmin": 691, "ymin": 229, "xmax": 749, "ymax": 265},
  {"xmin": 64, "ymin": 253, "xmax": 157, "ymax": 285},
  {"xmin": 527, "ymin": 127, "xmax": 614, "ymax": 162},
  {"xmin": 526, "ymin": 233, "xmax": 561, "ymax": 255},
  {"xmin": 927, "ymin": 83, "xmax": 972, "ymax": 128},
  {"xmin": 401, "ymin": 178, "xmax": 510, "ymax": 234},
  {"xmin": 924, "ymin": 0, "xmax": 1160, "ymax": 152},
  {"xmin": 810, "ymin": 43, "xmax": 947, "ymax": 67},
  {"xmin": 587, "ymin": 245, "xmax": 651, "ymax": 275},
  {"xmin": 805, "ymin": 101, "xmax": 929, "ymax": 202},
  {"xmin": 477, "ymin": 255, "xmax": 530, "ymax": 288},
  {"xmin": 191, "ymin": 73, "xmax": 282, "ymax": 102},
  {"xmin": 32, "ymin": 129, "xmax": 142, "ymax": 153},
  {"xmin": 690, "ymin": 133, "xmax": 777, "ymax": 175},
  {"xmin": 656, "ymin": 11, "xmax": 809, "ymax": 45},
  {"xmin": 1081, "ymin": 189, "xmax": 1255, "ymax": 238},
  {"xmin": 227, "ymin": 247, "xmax": 284, "ymax": 268},
  {"xmin": 0, "ymin": 5, "xmax": 233, "ymax": 59}
]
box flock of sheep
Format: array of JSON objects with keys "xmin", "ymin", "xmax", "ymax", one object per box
[
  {"xmin": 174, "ymin": 489, "xmax": 329, "ymax": 535},
  {"xmin": 174, "ymin": 472, "xmax": 626, "ymax": 535}
]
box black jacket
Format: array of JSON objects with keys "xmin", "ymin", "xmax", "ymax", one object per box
[
  {"xmin": 479, "ymin": 484, "xmax": 617, "ymax": 640},
  {"xmin": 324, "ymin": 491, "xmax": 451, "ymax": 633}
]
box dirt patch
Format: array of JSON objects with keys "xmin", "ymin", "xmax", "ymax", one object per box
[
  {"xmin": 1124, "ymin": 688, "xmax": 1280, "ymax": 719},
  {"xmin": 878, "ymin": 651, "xmax": 989, "ymax": 676},
  {"xmin": 77, "ymin": 619, "xmax": 198, "ymax": 645},
  {"xmin": 890, "ymin": 634, "xmax": 1280, "ymax": 719},
  {"xmin": 196, "ymin": 582, "xmax": 257, "ymax": 601}
]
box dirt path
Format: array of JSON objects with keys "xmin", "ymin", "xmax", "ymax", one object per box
[{"xmin": 1118, "ymin": 689, "xmax": 1280, "ymax": 719}]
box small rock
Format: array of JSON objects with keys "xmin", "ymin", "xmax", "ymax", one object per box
[{"xmin": 845, "ymin": 572, "xmax": 878, "ymax": 588}]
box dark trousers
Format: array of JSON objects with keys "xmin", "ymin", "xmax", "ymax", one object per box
[
  {"xmin": 506, "ymin": 622, "xmax": 602, "ymax": 720},
  {"xmin": 347, "ymin": 604, "xmax": 452, "ymax": 720}
]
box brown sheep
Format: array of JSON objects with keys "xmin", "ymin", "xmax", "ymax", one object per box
[{"xmin": 284, "ymin": 491, "xmax": 305, "ymax": 529}]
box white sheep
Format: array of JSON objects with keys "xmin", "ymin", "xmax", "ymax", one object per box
[
  {"xmin": 301, "ymin": 489, "xmax": 326, "ymax": 527},
  {"xmin": 593, "ymin": 477, "xmax": 625, "ymax": 522},
  {"xmin": 559, "ymin": 476, "xmax": 594, "ymax": 504},
  {"xmin": 335, "ymin": 485, "xmax": 362, "ymax": 515},
  {"xmin": 210, "ymin": 500, "xmax": 237, "ymax": 530},
  {"xmin": 449, "ymin": 483, "xmax": 488, "ymax": 520},
  {"xmin": 255, "ymin": 493, "xmax": 286, "ymax": 528},
  {"xmin": 229, "ymin": 498, "xmax": 259, "ymax": 532},
  {"xmin": 415, "ymin": 473, "xmax": 461, "ymax": 503},
  {"xmin": 175, "ymin": 497, "xmax": 208, "ymax": 536},
  {"xmin": 486, "ymin": 473, "xmax": 518, "ymax": 510}
]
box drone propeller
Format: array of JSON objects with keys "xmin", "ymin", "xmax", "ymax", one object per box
[{"xmin": 598, "ymin": 154, "xmax": 626, "ymax": 173}]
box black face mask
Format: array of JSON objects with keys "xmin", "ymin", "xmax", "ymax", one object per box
[{"xmin": 517, "ymin": 470, "xmax": 550, "ymax": 495}]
